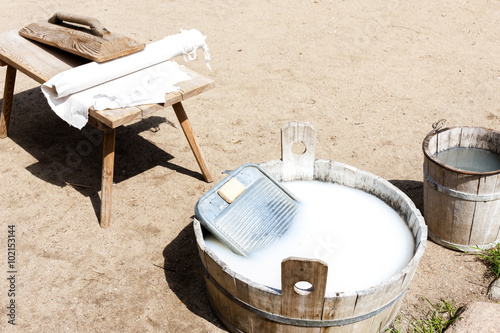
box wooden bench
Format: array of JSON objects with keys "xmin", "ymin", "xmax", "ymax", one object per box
[{"xmin": 0, "ymin": 30, "xmax": 214, "ymax": 227}]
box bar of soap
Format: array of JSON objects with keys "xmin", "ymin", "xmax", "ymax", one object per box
[{"xmin": 218, "ymin": 178, "xmax": 246, "ymax": 203}]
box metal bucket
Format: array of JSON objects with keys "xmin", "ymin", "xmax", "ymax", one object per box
[{"xmin": 194, "ymin": 122, "xmax": 427, "ymax": 332}]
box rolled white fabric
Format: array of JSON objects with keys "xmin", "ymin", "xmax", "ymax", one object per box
[{"xmin": 41, "ymin": 29, "xmax": 210, "ymax": 129}]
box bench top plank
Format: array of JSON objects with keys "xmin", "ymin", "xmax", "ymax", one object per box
[
  {"xmin": 90, "ymin": 67, "xmax": 214, "ymax": 128},
  {"xmin": 0, "ymin": 29, "xmax": 214, "ymax": 129},
  {"xmin": 0, "ymin": 30, "xmax": 87, "ymax": 83}
]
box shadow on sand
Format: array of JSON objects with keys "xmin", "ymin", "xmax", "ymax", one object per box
[
  {"xmin": 3, "ymin": 87, "xmax": 204, "ymax": 223},
  {"xmin": 389, "ymin": 179, "xmax": 424, "ymax": 214},
  {"xmin": 162, "ymin": 221, "xmax": 226, "ymax": 331}
]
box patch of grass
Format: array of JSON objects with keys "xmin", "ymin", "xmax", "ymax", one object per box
[
  {"xmin": 384, "ymin": 315, "xmax": 404, "ymax": 333},
  {"xmin": 384, "ymin": 299, "xmax": 461, "ymax": 333},
  {"xmin": 409, "ymin": 299, "xmax": 460, "ymax": 333},
  {"xmin": 473, "ymin": 243, "xmax": 500, "ymax": 279}
]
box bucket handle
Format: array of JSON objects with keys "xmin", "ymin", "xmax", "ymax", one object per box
[
  {"xmin": 48, "ymin": 12, "xmax": 110, "ymax": 37},
  {"xmin": 427, "ymin": 118, "xmax": 448, "ymax": 137},
  {"xmin": 281, "ymin": 121, "xmax": 317, "ymax": 181},
  {"xmin": 281, "ymin": 257, "xmax": 328, "ymax": 319}
]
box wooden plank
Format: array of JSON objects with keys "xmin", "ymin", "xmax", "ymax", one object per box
[
  {"xmin": 99, "ymin": 128, "xmax": 115, "ymax": 228},
  {"xmin": 313, "ymin": 160, "xmax": 331, "ymax": 182},
  {"xmin": 176, "ymin": 67, "xmax": 215, "ymax": 102},
  {"xmin": 324, "ymin": 161, "xmax": 346, "ymax": 185},
  {"xmin": 281, "ymin": 122, "xmax": 317, "ymax": 181},
  {"xmin": 19, "ymin": 20, "xmax": 144, "ymax": 63},
  {"xmin": 423, "ymin": 155, "xmax": 430, "ymax": 227},
  {"xmin": 436, "ymin": 126, "xmax": 461, "ymax": 154},
  {"xmin": 399, "ymin": 261, "xmax": 418, "ymax": 293},
  {"xmin": 376, "ymin": 296, "xmax": 404, "ymax": 332},
  {"xmin": 88, "ymin": 69, "xmax": 213, "ymax": 128},
  {"xmin": 459, "ymin": 127, "xmax": 478, "ymax": 148},
  {"xmin": 410, "ymin": 213, "xmax": 424, "ymax": 244},
  {"xmin": 203, "ymin": 276, "xmax": 227, "ymax": 328},
  {"xmin": 492, "ymin": 130, "xmax": 500, "ymax": 155},
  {"xmin": 0, "ymin": 65, "xmax": 17, "ymax": 138},
  {"xmin": 246, "ymin": 279, "xmax": 282, "ymax": 332},
  {"xmin": 435, "ymin": 126, "xmax": 451, "ymax": 153},
  {"xmin": 470, "ymin": 174, "xmax": 500, "ymax": 246},
  {"xmin": 450, "ymin": 173, "xmax": 478, "ymax": 245},
  {"xmin": 377, "ymin": 175, "xmax": 413, "ymax": 223},
  {"xmin": 231, "ymin": 275, "xmax": 254, "ymax": 332},
  {"xmin": 474, "ymin": 127, "xmax": 494, "ymax": 150},
  {"xmin": 494, "ymin": 177, "xmax": 500, "ymax": 242},
  {"xmin": 341, "ymin": 165, "xmax": 357, "ymax": 189},
  {"xmin": 0, "ymin": 30, "xmax": 87, "ymax": 83},
  {"xmin": 402, "ymin": 203, "xmax": 421, "ymax": 240},
  {"xmin": 321, "ymin": 291, "xmax": 358, "ymax": 332},
  {"xmin": 354, "ymin": 169, "xmax": 375, "ymax": 196},
  {"xmin": 349, "ymin": 275, "xmax": 404, "ymax": 332},
  {"xmin": 281, "ymin": 257, "xmax": 327, "ymax": 333},
  {"xmin": 203, "ymin": 249, "xmax": 237, "ymax": 328},
  {"xmin": 281, "ymin": 257, "xmax": 328, "ymax": 320},
  {"xmin": 91, "ymin": 101, "xmax": 175, "ymax": 129},
  {"xmin": 351, "ymin": 277, "xmax": 404, "ymax": 319},
  {"xmin": 89, "ymin": 105, "xmax": 143, "ymax": 129},
  {"xmin": 367, "ymin": 299, "xmax": 401, "ymax": 332},
  {"xmin": 426, "ymin": 158, "xmax": 447, "ymax": 240},
  {"xmin": 260, "ymin": 159, "xmax": 285, "ymax": 181},
  {"xmin": 204, "ymin": 252, "xmax": 284, "ymax": 333},
  {"xmin": 199, "ymin": 247, "xmax": 225, "ymax": 327},
  {"xmin": 138, "ymin": 103, "xmax": 168, "ymax": 118},
  {"xmin": 322, "ymin": 322, "xmax": 357, "ymax": 333},
  {"xmin": 163, "ymin": 90, "xmax": 184, "ymax": 107},
  {"xmin": 449, "ymin": 127, "xmax": 462, "ymax": 150}
]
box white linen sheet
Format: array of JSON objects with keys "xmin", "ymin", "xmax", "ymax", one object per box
[{"xmin": 41, "ymin": 29, "xmax": 210, "ymax": 129}]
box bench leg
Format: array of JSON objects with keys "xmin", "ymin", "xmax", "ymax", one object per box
[
  {"xmin": 100, "ymin": 128, "xmax": 116, "ymax": 228},
  {"xmin": 172, "ymin": 102, "xmax": 213, "ymax": 183},
  {"xmin": 0, "ymin": 65, "xmax": 17, "ymax": 138}
]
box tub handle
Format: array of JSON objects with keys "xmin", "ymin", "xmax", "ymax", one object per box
[
  {"xmin": 281, "ymin": 121, "xmax": 317, "ymax": 181},
  {"xmin": 281, "ymin": 257, "xmax": 328, "ymax": 320}
]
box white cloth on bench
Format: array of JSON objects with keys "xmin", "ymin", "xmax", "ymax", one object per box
[{"xmin": 41, "ymin": 29, "xmax": 210, "ymax": 129}]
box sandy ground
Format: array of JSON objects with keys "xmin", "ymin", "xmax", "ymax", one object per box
[{"xmin": 1, "ymin": 0, "xmax": 499, "ymax": 332}]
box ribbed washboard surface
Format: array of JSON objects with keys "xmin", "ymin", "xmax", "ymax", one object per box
[{"xmin": 195, "ymin": 164, "xmax": 299, "ymax": 256}]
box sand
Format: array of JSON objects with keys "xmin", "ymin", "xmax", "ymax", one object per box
[{"xmin": 0, "ymin": 0, "xmax": 498, "ymax": 331}]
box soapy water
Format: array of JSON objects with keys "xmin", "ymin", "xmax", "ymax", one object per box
[{"xmin": 204, "ymin": 181, "xmax": 415, "ymax": 293}]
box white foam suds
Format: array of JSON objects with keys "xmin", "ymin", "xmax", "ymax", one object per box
[{"xmin": 204, "ymin": 181, "xmax": 415, "ymax": 293}]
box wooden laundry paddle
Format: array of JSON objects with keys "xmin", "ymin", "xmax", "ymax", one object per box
[{"xmin": 19, "ymin": 12, "xmax": 145, "ymax": 62}]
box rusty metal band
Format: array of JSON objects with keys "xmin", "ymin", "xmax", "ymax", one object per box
[
  {"xmin": 200, "ymin": 259, "xmax": 409, "ymax": 327},
  {"xmin": 424, "ymin": 169, "xmax": 500, "ymax": 202}
]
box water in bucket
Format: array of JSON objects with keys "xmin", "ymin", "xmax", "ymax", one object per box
[{"xmin": 435, "ymin": 147, "xmax": 500, "ymax": 172}]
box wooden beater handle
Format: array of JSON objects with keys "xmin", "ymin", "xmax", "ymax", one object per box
[{"xmin": 48, "ymin": 12, "xmax": 110, "ymax": 37}]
